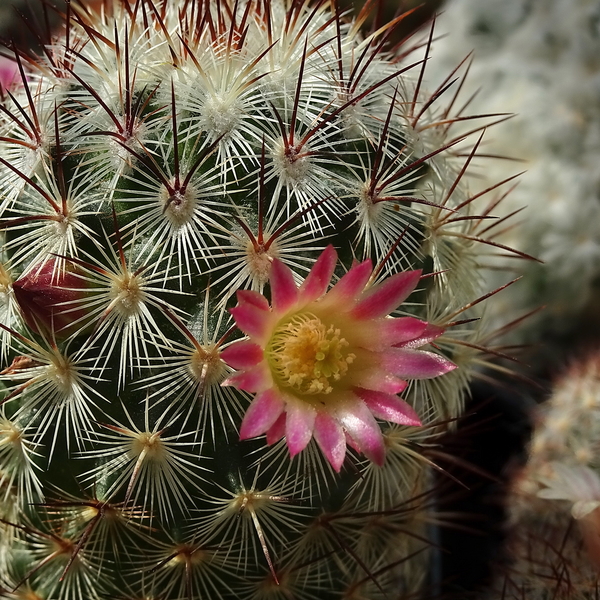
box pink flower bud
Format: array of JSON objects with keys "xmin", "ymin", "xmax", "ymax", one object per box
[
  {"xmin": 13, "ymin": 259, "xmax": 90, "ymax": 339},
  {"xmin": 0, "ymin": 56, "xmax": 21, "ymax": 93}
]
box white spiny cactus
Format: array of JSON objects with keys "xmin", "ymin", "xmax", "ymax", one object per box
[{"xmin": 0, "ymin": 1, "xmax": 522, "ymax": 598}]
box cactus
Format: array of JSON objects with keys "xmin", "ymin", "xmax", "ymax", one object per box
[
  {"xmin": 0, "ymin": 1, "xmax": 521, "ymax": 598},
  {"xmin": 481, "ymin": 353, "xmax": 600, "ymax": 600},
  {"xmin": 427, "ymin": 0, "xmax": 600, "ymax": 367}
]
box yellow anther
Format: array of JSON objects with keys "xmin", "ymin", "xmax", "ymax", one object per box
[{"xmin": 268, "ymin": 313, "xmax": 355, "ymax": 395}]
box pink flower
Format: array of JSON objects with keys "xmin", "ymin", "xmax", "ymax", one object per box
[
  {"xmin": 221, "ymin": 246, "xmax": 456, "ymax": 471},
  {"xmin": 0, "ymin": 56, "xmax": 21, "ymax": 92}
]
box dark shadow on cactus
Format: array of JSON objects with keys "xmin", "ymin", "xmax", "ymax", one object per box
[
  {"xmin": 0, "ymin": 1, "xmax": 67, "ymax": 52},
  {"xmin": 432, "ymin": 380, "xmax": 534, "ymax": 597},
  {"xmin": 340, "ymin": 0, "xmax": 446, "ymax": 46}
]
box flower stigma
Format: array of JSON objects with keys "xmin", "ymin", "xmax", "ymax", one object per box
[{"xmin": 267, "ymin": 312, "xmax": 355, "ymax": 395}]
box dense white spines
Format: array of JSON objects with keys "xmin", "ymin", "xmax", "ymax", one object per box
[
  {"xmin": 0, "ymin": 411, "xmax": 42, "ymax": 508},
  {"xmin": 0, "ymin": 0, "xmax": 524, "ymax": 598},
  {"xmin": 80, "ymin": 400, "xmax": 207, "ymax": 523},
  {"xmin": 0, "ymin": 335, "xmax": 104, "ymax": 457}
]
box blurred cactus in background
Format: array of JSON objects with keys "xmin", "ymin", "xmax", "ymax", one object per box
[
  {"xmin": 424, "ymin": 3, "xmax": 600, "ymax": 598},
  {"xmin": 0, "ymin": 0, "xmax": 523, "ymax": 598},
  {"xmin": 428, "ymin": 0, "xmax": 600, "ymax": 373},
  {"xmin": 482, "ymin": 353, "xmax": 600, "ymax": 599}
]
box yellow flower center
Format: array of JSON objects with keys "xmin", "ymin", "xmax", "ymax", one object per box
[{"xmin": 268, "ymin": 313, "xmax": 355, "ymax": 395}]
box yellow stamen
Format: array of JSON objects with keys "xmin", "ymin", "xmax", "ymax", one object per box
[{"xmin": 268, "ymin": 313, "xmax": 355, "ymax": 395}]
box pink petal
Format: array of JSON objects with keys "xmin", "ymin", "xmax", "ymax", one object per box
[
  {"xmin": 237, "ymin": 289, "xmax": 270, "ymax": 311},
  {"xmin": 239, "ymin": 388, "xmax": 285, "ymax": 440},
  {"xmin": 299, "ymin": 245, "xmax": 337, "ymax": 303},
  {"xmin": 335, "ymin": 399, "xmax": 385, "ymax": 466},
  {"xmin": 353, "ymin": 318, "xmax": 428, "ymax": 351},
  {"xmin": 355, "ymin": 388, "xmax": 421, "ymax": 426},
  {"xmin": 0, "ymin": 57, "xmax": 20, "ymax": 91},
  {"xmin": 382, "ymin": 348, "xmax": 456, "ymax": 379},
  {"xmin": 270, "ymin": 259, "xmax": 298, "ymax": 312},
  {"xmin": 350, "ymin": 270, "xmax": 421, "ymax": 320},
  {"xmin": 285, "ymin": 400, "xmax": 316, "ymax": 457},
  {"xmin": 345, "ymin": 431, "xmax": 361, "ymax": 453},
  {"xmin": 366, "ymin": 317, "xmax": 428, "ymax": 350},
  {"xmin": 313, "ymin": 411, "xmax": 346, "ymax": 472},
  {"xmin": 266, "ymin": 413, "xmax": 286, "ymax": 445},
  {"xmin": 348, "ymin": 367, "xmax": 408, "ymax": 394},
  {"xmin": 221, "ymin": 341, "xmax": 263, "ymax": 369},
  {"xmin": 222, "ymin": 365, "xmax": 271, "ymax": 393},
  {"xmin": 230, "ymin": 304, "xmax": 272, "ymax": 339},
  {"xmin": 400, "ymin": 323, "xmax": 445, "ymax": 348},
  {"xmin": 324, "ymin": 259, "xmax": 372, "ymax": 305}
]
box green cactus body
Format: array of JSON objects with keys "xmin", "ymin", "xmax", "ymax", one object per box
[{"xmin": 0, "ymin": 1, "xmax": 519, "ymax": 598}]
